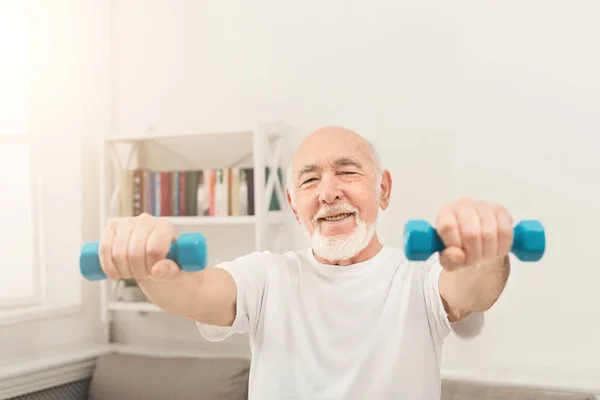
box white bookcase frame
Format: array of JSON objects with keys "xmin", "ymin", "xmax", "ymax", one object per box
[{"xmin": 98, "ymin": 122, "xmax": 295, "ymax": 345}]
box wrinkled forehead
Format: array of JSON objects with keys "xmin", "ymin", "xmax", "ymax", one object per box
[{"xmin": 291, "ymin": 136, "xmax": 374, "ymax": 179}]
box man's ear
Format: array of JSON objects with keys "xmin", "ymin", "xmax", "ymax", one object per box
[
  {"xmin": 379, "ymin": 169, "xmax": 392, "ymax": 210},
  {"xmin": 286, "ymin": 189, "xmax": 301, "ymax": 223}
]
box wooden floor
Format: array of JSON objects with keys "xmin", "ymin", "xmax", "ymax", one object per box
[{"xmin": 441, "ymin": 381, "xmax": 598, "ymax": 400}]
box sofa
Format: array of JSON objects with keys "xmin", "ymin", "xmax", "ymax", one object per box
[{"xmin": 7, "ymin": 353, "xmax": 597, "ymax": 400}]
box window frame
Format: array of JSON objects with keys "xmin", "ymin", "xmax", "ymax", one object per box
[
  {"xmin": 0, "ymin": 133, "xmax": 44, "ymax": 311},
  {"xmin": 0, "ymin": 131, "xmax": 83, "ymax": 325}
]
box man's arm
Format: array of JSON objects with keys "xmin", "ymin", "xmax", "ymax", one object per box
[
  {"xmin": 137, "ymin": 267, "xmax": 238, "ymax": 326},
  {"xmin": 439, "ymin": 255, "xmax": 510, "ymax": 322},
  {"xmin": 98, "ymin": 213, "xmax": 240, "ymax": 327}
]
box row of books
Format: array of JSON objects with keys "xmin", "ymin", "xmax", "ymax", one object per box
[{"xmin": 118, "ymin": 167, "xmax": 283, "ymax": 217}]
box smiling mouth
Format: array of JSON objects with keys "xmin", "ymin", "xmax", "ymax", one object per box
[{"xmin": 318, "ymin": 212, "xmax": 355, "ymax": 222}]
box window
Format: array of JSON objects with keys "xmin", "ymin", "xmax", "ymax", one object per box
[
  {"xmin": 0, "ymin": 2, "xmax": 41, "ymax": 310},
  {"xmin": 0, "ymin": 0, "xmax": 86, "ymax": 326},
  {"xmin": 0, "ymin": 138, "xmax": 40, "ymax": 309}
]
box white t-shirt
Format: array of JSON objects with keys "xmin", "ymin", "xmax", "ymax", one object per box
[{"xmin": 197, "ymin": 245, "xmax": 484, "ymax": 399}]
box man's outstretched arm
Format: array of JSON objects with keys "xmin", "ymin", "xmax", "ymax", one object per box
[{"xmin": 439, "ymin": 255, "xmax": 510, "ymax": 322}]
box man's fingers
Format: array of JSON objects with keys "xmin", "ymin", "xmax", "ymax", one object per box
[
  {"xmin": 98, "ymin": 222, "xmax": 119, "ymax": 280},
  {"xmin": 435, "ymin": 204, "xmax": 462, "ymax": 249},
  {"xmin": 456, "ymin": 201, "xmax": 482, "ymax": 266},
  {"xmin": 476, "ymin": 201, "xmax": 498, "ymax": 260},
  {"xmin": 96, "ymin": 213, "xmax": 179, "ymax": 282},
  {"xmin": 150, "ymin": 259, "xmax": 184, "ymax": 282},
  {"xmin": 145, "ymin": 222, "xmax": 177, "ymax": 276},
  {"xmin": 496, "ymin": 207, "xmax": 514, "ymax": 257},
  {"xmin": 112, "ymin": 218, "xmax": 135, "ymax": 279},
  {"xmin": 128, "ymin": 216, "xmax": 155, "ymax": 280},
  {"xmin": 436, "ymin": 203, "xmax": 468, "ymax": 270},
  {"xmin": 440, "ymin": 247, "xmax": 466, "ymax": 271}
]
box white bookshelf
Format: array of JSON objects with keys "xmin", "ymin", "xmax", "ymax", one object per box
[
  {"xmin": 98, "ymin": 122, "xmax": 295, "ymax": 349},
  {"xmin": 107, "ymin": 301, "xmax": 162, "ymax": 312},
  {"xmin": 105, "ymin": 210, "xmax": 287, "ymax": 226}
]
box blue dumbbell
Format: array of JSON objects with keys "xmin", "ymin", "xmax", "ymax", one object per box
[
  {"xmin": 79, "ymin": 232, "xmax": 208, "ymax": 281},
  {"xmin": 403, "ymin": 219, "xmax": 545, "ymax": 262}
]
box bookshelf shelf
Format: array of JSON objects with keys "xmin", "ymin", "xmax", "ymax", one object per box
[
  {"xmin": 105, "ymin": 129, "xmax": 255, "ymax": 142},
  {"xmin": 106, "ymin": 210, "xmax": 288, "ymax": 226},
  {"xmin": 108, "ymin": 301, "xmax": 162, "ymax": 312}
]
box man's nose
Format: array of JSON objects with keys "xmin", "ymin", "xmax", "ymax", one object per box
[{"xmin": 318, "ymin": 174, "xmax": 343, "ymax": 204}]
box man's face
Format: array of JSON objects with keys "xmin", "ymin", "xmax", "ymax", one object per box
[{"xmin": 289, "ymin": 131, "xmax": 385, "ymax": 261}]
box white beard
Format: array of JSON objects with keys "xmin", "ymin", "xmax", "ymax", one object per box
[{"xmin": 309, "ymin": 204, "xmax": 377, "ymax": 262}]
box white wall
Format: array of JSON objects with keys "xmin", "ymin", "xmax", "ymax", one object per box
[
  {"xmin": 429, "ymin": 4, "xmax": 600, "ymax": 376},
  {"xmin": 108, "ymin": 0, "xmax": 600, "ymax": 381}
]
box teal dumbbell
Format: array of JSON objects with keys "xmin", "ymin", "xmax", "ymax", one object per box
[
  {"xmin": 403, "ymin": 220, "xmax": 545, "ymax": 262},
  {"xmin": 79, "ymin": 232, "xmax": 208, "ymax": 281}
]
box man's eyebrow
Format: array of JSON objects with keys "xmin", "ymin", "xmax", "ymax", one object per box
[
  {"xmin": 297, "ymin": 164, "xmax": 318, "ymax": 180},
  {"xmin": 296, "ymin": 157, "xmax": 363, "ymax": 182},
  {"xmin": 333, "ymin": 157, "xmax": 363, "ymax": 169}
]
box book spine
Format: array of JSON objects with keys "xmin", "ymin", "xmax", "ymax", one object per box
[
  {"xmin": 179, "ymin": 171, "xmax": 186, "ymax": 216},
  {"xmin": 246, "ymin": 168, "xmax": 255, "ymax": 216},
  {"xmin": 228, "ymin": 168, "xmax": 236, "ymax": 216},
  {"xmin": 153, "ymin": 172, "xmax": 161, "ymax": 216},
  {"xmin": 172, "ymin": 171, "xmax": 179, "ymax": 216},
  {"xmin": 185, "ymin": 170, "xmax": 198, "ymax": 216},
  {"xmin": 238, "ymin": 168, "xmax": 248, "ymax": 216},
  {"xmin": 133, "ymin": 169, "xmax": 142, "ymax": 216},
  {"xmin": 223, "ymin": 168, "xmax": 230, "ymax": 216},
  {"xmin": 160, "ymin": 172, "xmax": 170, "ymax": 216},
  {"xmin": 214, "ymin": 169, "xmax": 223, "ymax": 216},
  {"xmin": 142, "ymin": 170, "xmax": 152, "ymax": 214},
  {"xmin": 198, "ymin": 170, "xmax": 207, "ymax": 216},
  {"xmin": 208, "ymin": 169, "xmax": 215, "ymax": 216}
]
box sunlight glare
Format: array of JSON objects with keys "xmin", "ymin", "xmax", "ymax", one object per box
[{"xmin": 0, "ymin": 1, "xmax": 29, "ymax": 135}]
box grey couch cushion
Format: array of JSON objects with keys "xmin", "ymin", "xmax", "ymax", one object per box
[{"xmin": 88, "ymin": 354, "xmax": 250, "ymax": 400}]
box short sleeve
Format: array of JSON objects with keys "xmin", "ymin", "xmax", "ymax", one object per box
[
  {"xmin": 422, "ymin": 257, "xmax": 485, "ymax": 341},
  {"xmin": 196, "ymin": 251, "xmax": 269, "ymax": 342}
]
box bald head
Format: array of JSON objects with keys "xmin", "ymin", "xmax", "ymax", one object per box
[
  {"xmin": 284, "ymin": 126, "xmax": 392, "ymax": 263},
  {"xmin": 286, "ymin": 126, "xmax": 382, "ymax": 206}
]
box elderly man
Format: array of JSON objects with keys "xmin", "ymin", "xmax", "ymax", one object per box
[{"xmin": 98, "ymin": 126, "xmax": 513, "ymax": 399}]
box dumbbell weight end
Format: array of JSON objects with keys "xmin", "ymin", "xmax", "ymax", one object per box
[
  {"xmin": 403, "ymin": 219, "xmax": 545, "ymax": 262},
  {"xmin": 79, "ymin": 232, "xmax": 208, "ymax": 281}
]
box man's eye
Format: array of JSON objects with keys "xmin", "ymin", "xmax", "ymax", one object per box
[
  {"xmin": 302, "ymin": 178, "xmax": 317, "ymax": 184},
  {"xmin": 340, "ymin": 171, "xmax": 355, "ymax": 175}
]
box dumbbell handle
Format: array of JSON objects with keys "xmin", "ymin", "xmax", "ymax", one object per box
[
  {"xmin": 79, "ymin": 232, "xmax": 207, "ymax": 281},
  {"xmin": 403, "ymin": 219, "xmax": 545, "ymax": 262}
]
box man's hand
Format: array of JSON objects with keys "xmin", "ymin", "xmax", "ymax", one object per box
[
  {"xmin": 435, "ymin": 197, "xmax": 513, "ymax": 270},
  {"xmin": 99, "ymin": 213, "xmax": 180, "ymax": 282},
  {"xmin": 436, "ymin": 197, "xmax": 513, "ymax": 322}
]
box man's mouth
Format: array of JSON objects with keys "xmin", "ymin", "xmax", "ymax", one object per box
[{"xmin": 318, "ymin": 212, "xmax": 355, "ymax": 222}]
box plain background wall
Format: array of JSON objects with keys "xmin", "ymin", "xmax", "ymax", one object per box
[{"xmin": 108, "ymin": 0, "xmax": 600, "ymax": 379}]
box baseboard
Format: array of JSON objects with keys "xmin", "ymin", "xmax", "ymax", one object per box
[
  {"xmin": 0, "ymin": 345, "xmax": 112, "ymax": 400},
  {"xmin": 441, "ymin": 366, "xmax": 600, "ymax": 395}
]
